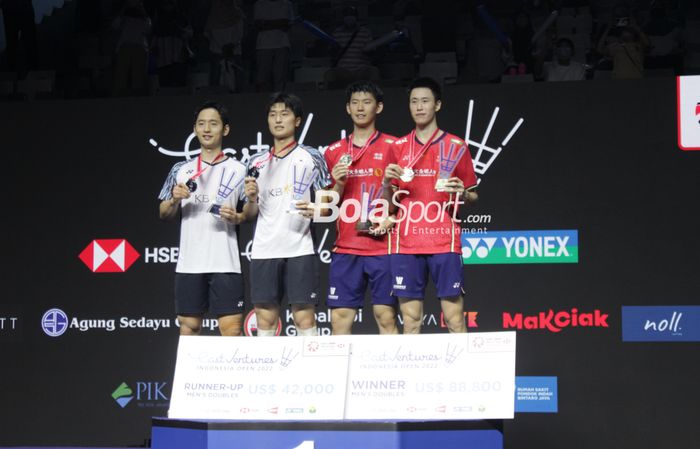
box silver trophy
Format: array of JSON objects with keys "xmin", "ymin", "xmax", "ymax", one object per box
[
  {"xmin": 355, "ymin": 182, "xmax": 382, "ymax": 233},
  {"xmin": 208, "ymin": 169, "xmax": 244, "ymax": 218},
  {"xmin": 435, "ymin": 141, "xmax": 467, "ymax": 191},
  {"xmin": 288, "ymin": 164, "xmax": 318, "ymax": 214}
]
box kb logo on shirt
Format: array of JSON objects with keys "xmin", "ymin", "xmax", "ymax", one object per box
[{"xmin": 194, "ymin": 194, "xmax": 211, "ymax": 204}]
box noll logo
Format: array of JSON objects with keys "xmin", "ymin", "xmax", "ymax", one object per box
[
  {"xmin": 462, "ymin": 230, "xmax": 578, "ymax": 264},
  {"xmin": 79, "ymin": 239, "xmax": 140, "ymax": 273},
  {"xmin": 503, "ymin": 309, "xmax": 609, "ymax": 333},
  {"xmin": 622, "ymin": 306, "xmax": 700, "ymax": 342}
]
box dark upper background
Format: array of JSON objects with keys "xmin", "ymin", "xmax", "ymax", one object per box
[{"xmin": 1, "ymin": 0, "xmax": 699, "ymax": 100}]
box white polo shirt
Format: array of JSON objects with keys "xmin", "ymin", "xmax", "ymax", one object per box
[
  {"xmin": 158, "ymin": 156, "xmax": 246, "ymax": 273},
  {"xmin": 247, "ymin": 144, "xmax": 331, "ymax": 259}
]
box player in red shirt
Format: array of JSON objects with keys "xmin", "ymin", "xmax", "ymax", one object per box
[
  {"xmin": 382, "ymin": 77, "xmax": 478, "ymax": 334},
  {"xmin": 322, "ymin": 81, "xmax": 399, "ymax": 334}
]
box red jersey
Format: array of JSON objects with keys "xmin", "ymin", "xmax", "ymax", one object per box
[
  {"xmin": 324, "ymin": 132, "xmax": 398, "ymax": 255},
  {"xmin": 390, "ymin": 131, "xmax": 477, "ymax": 255}
]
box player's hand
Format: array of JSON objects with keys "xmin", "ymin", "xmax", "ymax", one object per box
[
  {"xmin": 172, "ymin": 183, "xmax": 190, "ymax": 202},
  {"xmin": 295, "ymin": 200, "xmax": 316, "ymax": 219},
  {"xmin": 332, "ymin": 164, "xmax": 349, "ymax": 186},
  {"xmin": 442, "ymin": 177, "xmax": 465, "ymax": 194},
  {"xmin": 244, "ymin": 177, "xmax": 258, "ymax": 202},
  {"xmin": 383, "ymin": 164, "xmax": 403, "ymax": 184},
  {"xmin": 219, "ymin": 206, "xmax": 242, "ymax": 224}
]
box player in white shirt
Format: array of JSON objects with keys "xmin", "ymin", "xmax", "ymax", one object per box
[
  {"xmin": 246, "ymin": 93, "xmax": 331, "ymax": 336},
  {"xmin": 158, "ymin": 102, "xmax": 259, "ymax": 336}
]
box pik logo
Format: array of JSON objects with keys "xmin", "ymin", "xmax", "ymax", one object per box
[
  {"xmin": 112, "ymin": 382, "xmax": 134, "ymax": 408},
  {"xmin": 503, "ymin": 309, "xmax": 609, "ymax": 333},
  {"xmin": 79, "ymin": 239, "xmax": 140, "ymax": 273},
  {"xmin": 462, "ymin": 230, "xmax": 578, "ymax": 265},
  {"xmin": 41, "ymin": 308, "xmax": 69, "ymax": 337}
]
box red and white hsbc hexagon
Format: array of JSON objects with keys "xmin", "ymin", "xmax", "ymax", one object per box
[
  {"xmin": 677, "ymin": 75, "xmax": 700, "ymax": 151},
  {"xmin": 78, "ymin": 239, "xmax": 140, "ymax": 273}
]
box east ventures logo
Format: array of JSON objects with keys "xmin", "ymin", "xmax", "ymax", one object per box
[
  {"xmin": 79, "ymin": 239, "xmax": 140, "ymax": 273},
  {"xmin": 503, "ymin": 309, "xmax": 609, "ymax": 333},
  {"xmin": 111, "ymin": 381, "xmax": 168, "ymax": 409}
]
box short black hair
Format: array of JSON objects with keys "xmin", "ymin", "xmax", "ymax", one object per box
[
  {"xmin": 267, "ymin": 92, "xmax": 304, "ymax": 120},
  {"xmin": 408, "ymin": 77, "xmax": 441, "ymax": 102},
  {"xmin": 194, "ymin": 101, "xmax": 229, "ymax": 126},
  {"xmin": 345, "ymin": 80, "xmax": 384, "ymax": 104},
  {"xmin": 555, "ymin": 37, "xmax": 575, "ymax": 49}
]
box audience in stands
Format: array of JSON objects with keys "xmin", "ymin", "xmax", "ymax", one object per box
[
  {"xmin": 324, "ymin": 6, "xmax": 379, "ymax": 89},
  {"xmin": 538, "ymin": 37, "xmax": 587, "ymax": 81},
  {"xmin": 597, "ymin": 18, "xmax": 650, "ymax": 79},
  {"xmin": 112, "ymin": 0, "xmax": 151, "ymax": 96},
  {"xmin": 253, "ymin": 0, "xmax": 293, "ymax": 92},
  {"xmin": 204, "ymin": 0, "xmax": 245, "ymax": 91},
  {"xmin": 1, "ymin": 0, "xmax": 699, "ymax": 100},
  {"xmin": 151, "ymin": 0, "xmax": 194, "ymax": 88}
]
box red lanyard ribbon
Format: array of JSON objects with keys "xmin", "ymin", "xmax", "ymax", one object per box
[
  {"xmin": 406, "ymin": 128, "xmax": 441, "ymax": 169},
  {"xmin": 189, "ymin": 152, "xmax": 226, "ymax": 182},
  {"xmin": 347, "ymin": 130, "xmax": 379, "ymax": 163}
]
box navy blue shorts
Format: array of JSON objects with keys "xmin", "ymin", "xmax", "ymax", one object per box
[
  {"xmin": 390, "ymin": 253, "xmax": 465, "ymax": 299},
  {"xmin": 174, "ymin": 273, "xmax": 245, "ymax": 315},
  {"xmin": 327, "ymin": 254, "xmax": 397, "ymax": 309}
]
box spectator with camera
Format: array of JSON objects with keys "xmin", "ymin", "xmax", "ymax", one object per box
[{"xmin": 597, "ymin": 16, "xmax": 650, "ymax": 79}]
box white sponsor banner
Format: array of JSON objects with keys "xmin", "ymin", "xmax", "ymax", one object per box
[
  {"xmin": 344, "ymin": 333, "xmax": 516, "ymax": 420},
  {"xmin": 169, "ymin": 336, "xmax": 350, "ymax": 420},
  {"xmin": 169, "ymin": 333, "xmax": 516, "ymax": 421},
  {"xmin": 678, "ymin": 75, "xmax": 700, "ymax": 150}
]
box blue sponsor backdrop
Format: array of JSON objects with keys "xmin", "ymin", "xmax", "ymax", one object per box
[
  {"xmin": 622, "ymin": 306, "xmax": 700, "ymax": 342},
  {"xmin": 515, "ymin": 377, "xmax": 558, "ymax": 413}
]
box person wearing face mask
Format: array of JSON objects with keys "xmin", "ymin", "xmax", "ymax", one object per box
[
  {"xmin": 597, "ymin": 17, "xmax": 650, "ymax": 79},
  {"xmin": 543, "ymin": 38, "xmax": 586, "ymax": 82}
]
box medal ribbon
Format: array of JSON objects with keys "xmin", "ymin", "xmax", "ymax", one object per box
[
  {"xmin": 273, "ymin": 140, "xmax": 297, "ymax": 157},
  {"xmin": 188, "ymin": 152, "xmax": 226, "ymax": 183},
  {"xmin": 406, "ymin": 128, "xmax": 441, "ymax": 170},
  {"xmin": 348, "ymin": 130, "xmax": 379, "ymax": 163}
]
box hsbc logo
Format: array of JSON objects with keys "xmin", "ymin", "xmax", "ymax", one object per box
[{"xmin": 79, "ymin": 239, "xmax": 140, "ymax": 273}]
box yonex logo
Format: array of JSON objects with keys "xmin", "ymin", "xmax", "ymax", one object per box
[
  {"xmin": 41, "ymin": 308, "xmax": 69, "ymax": 337},
  {"xmin": 79, "ymin": 239, "xmax": 140, "ymax": 273},
  {"xmin": 462, "ymin": 231, "xmax": 578, "ymax": 265},
  {"xmin": 112, "ymin": 382, "xmax": 134, "ymax": 408}
]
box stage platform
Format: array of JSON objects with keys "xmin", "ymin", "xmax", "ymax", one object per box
[{"xmin": 151, "ymin": 417, "xmax": 503, "ymax": 449}]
